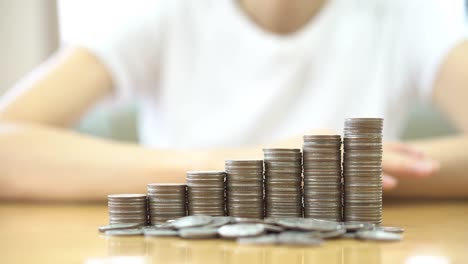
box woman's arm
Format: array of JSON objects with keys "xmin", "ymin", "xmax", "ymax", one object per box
[
  {"xmin": 0, "ymin": 122, "xmax": 259, "ymax": 201},
  {"xmin": 0, "ymin": 48, "xmax": 259, "ymax": 201}
]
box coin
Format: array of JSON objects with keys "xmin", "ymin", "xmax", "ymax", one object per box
[
  {"xmin": 204, "ymin": 216, "xmax": 234, "ymax": 227},
  {"xmin": 225, "ymin": 160, "xmax": 264, "ymax": 219},
  {"xmin": 378, "ymin": 226, "xmax": 405, "ymax": 233},
  {"xmin": 187, "ymin": 171, "xmax": 226, "ymax": 216},
  {"xmin": 276, "ymin": 231, "xmax": 323, "ymax": 246},
  {"xmin": 98, "ymin": 223, "xmax": 143, "ymax": 232},
  {"xmin": 343, "ymin": 118, "xmax": 383, "ymax": 224},
  {"xmin": 237, "ymin": 234, "xmax": 279, "ymax": 245},
  {"xmin": 179, "ymin": 227, "xmax": 219, "ymax": 239},
  {"xmin": 274, "ymin": 218, "xmax": 342, "ymax": 232},
  {"xmin": 105, "ymin": 228, "xmax": 144, "ymax": 236},
  {"xmin": 144, "ymin": 229, "xmax": 179, "ymax": 237},
  {"xmin": 319, "ymin": 225, "xmax": 346, "ymax": 238},
  {"xmin": 147, "ymin": 183, "xmax": 187, "ymax": 225},
  {"xmin": 171, "ymin": 215, "xmax": 213, "ymax": 229},
  {"xmin": 107, "ymin": 194, "xmax": 148, "ymax": 226},
  {"xmin": 218, "ymin": 224, "xmax": 265, "ymax": 238},
  {"xmin": 303, "ymin": 135, "xmax": 342, "ymax": 222},
  {"xmin": 263, "ymin": 149, "xmax": 302, "ymax": 218},
  {"xmin": 356, "ymin": 230, "xmax": 403, "ymax": 241}
]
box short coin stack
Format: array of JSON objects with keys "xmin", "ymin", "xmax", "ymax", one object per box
[
  {"xmin": 186, "ymin": 171, "xmax": 226, "ymax": 216},
  {"xmin": 225, "ymin": 160, "xmax": 264, "ymax": 218},
  {"xmin": 302, "ymin": 135, "xmax": 342, "ymax": 221},
  {"xmin": 107, "ymin": 194, "xmax": 148, "ymax": 226},
  {"xmin": 343, "ymin": 118, "xmax": 383, "ymax": 224},
  {"xmin": 263, "ymin": 148, "xmax": 303, "ymax": 218},
  {"xmin": 147, "ymin": 183, "xmax": 187, "ymax": 225}
]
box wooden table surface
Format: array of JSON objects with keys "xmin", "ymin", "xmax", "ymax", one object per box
[{"xmin": 1, "ymin": 201, "xmax": 467, "ymax": 264}]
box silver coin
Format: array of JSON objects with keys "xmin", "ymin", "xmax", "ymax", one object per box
[
  {"xmin": 356, "ymin": 230, "xmax": 402, "ymax": 241},
  {"xmin": 343, "ymin": 222, "xmax": 376, "ymax": 231},
  {"xmin": 218, "ymin": 224, "xmax": 265, "ymax": 238},
  {"xmin": 204, "ymin": 216, "xmax": 234, "ymax": 227},
  {"xmin": 144, "ymin": 229, "xmax": 179, "ymax": 237},
  {"xmin": 179, "ymin": 227, "xmax": 219, "ymax": 239},
  {"xmin": 171, "ymin": 215, "xmax": 213, "ymax": 229},
  {"xmin": 237, "ymin": 234, "xmax": 278, "ymax": 245},
  {"xmin": 276, "ymin": 231, "xmax": 323, "ymax": 246},
  {"xmin": 378, "ymin": 226, "xmax": 405, "ymax": 233},
  {"xmin": 105, "ymin": 228, "xmax": 143, "ymax": 236},
  {"xmin": 319, "ymin": 225, "xmax": 346, "ymax": 239},
  {"xmin": 98, "ymin": 223, "xmax": 143, "ymax": 232},
  {"xmin": 275, "ymin": 218, "xmax": 341, "ymax": 231}
]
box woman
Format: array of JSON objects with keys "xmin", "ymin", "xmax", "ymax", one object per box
[{"xmin": 0, "ymin": 0, "xmax": 467, "ymax": 201}]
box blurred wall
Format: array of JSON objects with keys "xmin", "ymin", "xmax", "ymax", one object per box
[{"xmin": 0, "ymin": 0, "xmax": 59, "ymax": 92}]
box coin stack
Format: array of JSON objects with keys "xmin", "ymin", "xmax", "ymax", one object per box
[
  {"xmin": 302, "ymin": 135, "xmax": 343, "ymax": 221},
  {"xmin": 186, "ymin": 171, "xmax": 226, "ymax": 216},
  {"xmin": 343, "ymin": 118, "xmax": 383, "ymax": 224},
  {"xmin": 147, "ymin": 183, "xmax": 187, "ymax": 225},
  {"xmin": 263, "ymin": 148, "xmax": 303, "ymax": 218},
  {"xmin": 107, "ymin": 194, "xmax": 148, "ymax": 225},
  {"xmin": 225, "ymin": 160, "xmax": 264, "ymax": 219}
]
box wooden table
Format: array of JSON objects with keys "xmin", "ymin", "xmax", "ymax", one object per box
[{"xmin": 1, "ymin": 201, "xmax": 467, "ymax": 264}]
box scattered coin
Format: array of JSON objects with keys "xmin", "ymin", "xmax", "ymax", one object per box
[
  {"xmin": 205, "ymin": 216, "xmax": 234, "ymax": 227},
  {"xmin": 179, "ymin": 227, "xmax": 219, "ymax": 239},
  {"xmin": 144, "ymin": 229, "xmax": 179, "ymax": 237},
  {"xmin": 356, "ymin": 230, "xmax": 403, "ymax": 241},
  {"xmin": 237, "ymin": 234, "xmax": 278, "ymax": 245},
  {"xmin": 98, "ymin": 223, "xmax": 143, "ymax": 232},
  {"xmin": 274, "ymin": 218, "xmax": 341, "ymax": 232},
  {"xmin": 218, "ymin": 224, "xmax": 265, "ymax": 238},
  {"xmin": 378, "ymin": 226, "xmax": 405, "ymax": 233},
  {"xmin": 105, "ymin": 228, "xmax": 144, "ymax": 236},
  {"xmin": 319, "ymin": 225, "xmax": 347, "ymax": 239},
  {"xmin": 343, "ymin": 221, "xmax": 376, "ymax": 231},
  {"xmin": 171, "ymin": 215, "xmax": 213, "ymax": 229},
  {"xmin": 277, "ymin": 231, "xmax": 323, "ymax": 246}
]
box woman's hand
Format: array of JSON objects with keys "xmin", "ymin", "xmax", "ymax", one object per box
[{"xmin": 382, "ymin": 142, "xmax": 440, "ymax": 190}]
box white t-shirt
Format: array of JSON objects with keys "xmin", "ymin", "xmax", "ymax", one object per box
[{"xmin": 82, "ymin": 0, "xmax": 467, "ymax": 148}]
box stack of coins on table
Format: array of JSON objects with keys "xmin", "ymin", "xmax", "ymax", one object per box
[
  {"xmin": 343, "ymin": 118, "xmax": 383, "ymax": 224},
  {"xmin": 147, "ymin": 183, "xmax": 187, "ymax": 225},
  {"xmin": 225, "ymin": 160, "xmax": 264, "ymax": 218},
  {"xmin": 186, "ymin": 171, "xmax": 226, "ymax": 216},
  {"xmin": 107, "ymin": 194, "xmax": 148, "ymax": 225},
  {"xmin": 302, "ymin": 135, "xmax": 343, "ymax": 221},
  {"xmin": 263, "ymin": 148, "xmax": 303, "ymax": 218}
]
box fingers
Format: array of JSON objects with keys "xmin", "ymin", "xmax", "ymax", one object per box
[
  {"xmin": 382, "ymin": 174, "xmax": 398, "ymax": 190},
  {"xmin": 383, "ymin": 150, "xmax": 440, "ymax": 179},
  {"xmin": 385, "ymin": 142, "xmax": 425, "ymax": 159}
]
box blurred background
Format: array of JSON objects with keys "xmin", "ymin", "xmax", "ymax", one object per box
[{"xmin": 0, "ymin": 0, "xmax": 466, "ymax": 142}]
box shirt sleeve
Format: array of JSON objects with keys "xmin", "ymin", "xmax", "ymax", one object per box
[
  {"xmin": 77, "ymin": 1, "xmax": 169, "ymax": 102},
  {"xmin": 407, "ymin": 0, "xmax": 468, "ymax": 102}
]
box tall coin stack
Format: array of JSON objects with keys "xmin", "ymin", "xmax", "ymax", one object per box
[
  {"xmin": 107, "ymin": 194, "xmax": 148, "ymax": 225},
  {"xmin": 147, "ymin": 183, "xmax": 187, "ymax": 225},
  {"xmin": 263, "ymin": 148, "xmax": 303, "ymax": 218},
  {"xmin": 302, "ymin": 135, "xmax": 343, "ymax": 221},
  {"xmin": 343, "ymin": 118, "xmax": 383, "ymax": 224},
  {"xmin": 186, "ymin": 171, "xmax": 226, "ymax": 216},
  {"xmin": 225, "ymin": 160, "xmax": 264, "ymax": 219}
]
